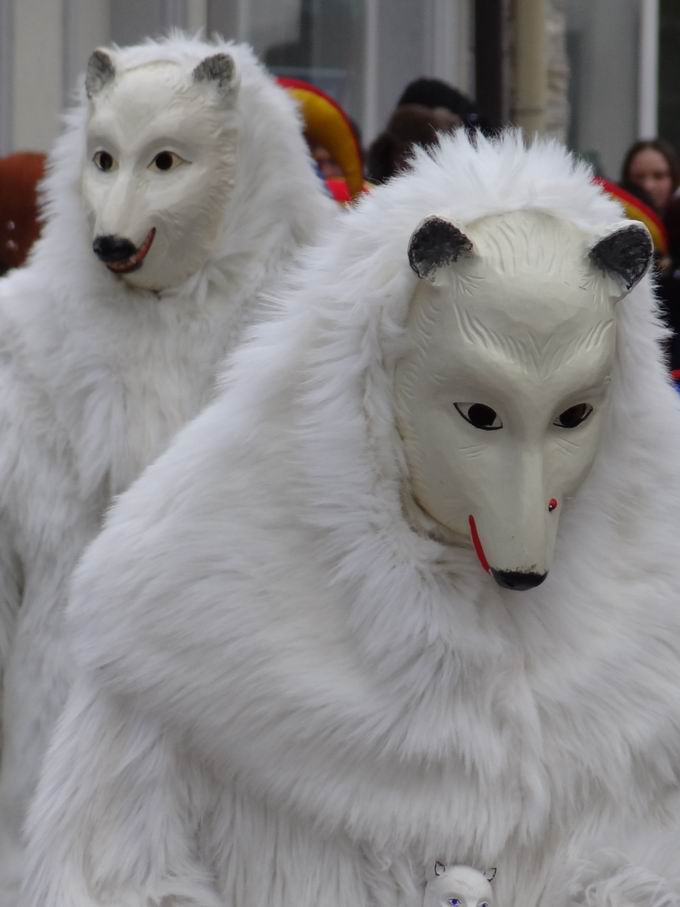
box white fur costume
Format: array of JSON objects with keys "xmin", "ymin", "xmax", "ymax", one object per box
[
  {"xmin": 23, "ymin": 132, "xmax": 680, "ymax": 907},
  {"xmin": 0, "ymin": 34, "xmax": 330, "ymax": 900}
]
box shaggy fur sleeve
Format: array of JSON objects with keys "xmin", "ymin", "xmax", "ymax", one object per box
[
  {"xmin": 62, "ymin": 395, "xmax": 298, "ymax": 768},
  {"xmin": 21, "ymin": 675, "xmax": 223, "ymax": 907},
  {"xmin": 0, "ymin": 518, "xmax": 22, "ymax": 686},
  {"xmin": 539, "ymin": 815, "xmax": 680, "ymax": 907}
]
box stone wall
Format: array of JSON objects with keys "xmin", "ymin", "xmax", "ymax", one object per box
[
  {"xmin": 544, "ymin": 0, "xmax": 570, "ymax": 141},
  {"xmin": 508, "ymin": 0, "xmax": 570, "ymax": 141}
]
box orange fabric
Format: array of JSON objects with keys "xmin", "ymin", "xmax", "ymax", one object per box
[
  {"xmin": 278, "ymin": 77, "xmax": 364, "ymax": 200},
  {"xmin": 0, "ymin": 152, "xmax": 46, "ymax": 272}
]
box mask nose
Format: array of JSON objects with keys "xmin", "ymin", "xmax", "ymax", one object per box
[
  {"xmin": 93, "ymin": 234, "xmax": 136, "ymax": 263},
  {"xmin": 491, "ymin": 570, "xmax": 548, "ymax": 591}
]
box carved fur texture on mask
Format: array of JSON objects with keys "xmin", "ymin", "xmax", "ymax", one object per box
[
  {"xmin": 23, "ymin": 131, "xmax": 680, "ymax": 907},
  {"xmin": 0, "ymin": 33, "xmax": 331, "ymax": 902}
]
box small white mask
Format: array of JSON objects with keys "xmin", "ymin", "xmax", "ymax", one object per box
[
  {"xmin": 395, "ymin": 210, "xmax": 652, "ymax": 590},
  {"xmin": 424, "ymin": 862, "xmax": 496, "ymax": 907},
  {"xmin": 82, "ymin": 49, "xmax": 239, "ymax": 291}
]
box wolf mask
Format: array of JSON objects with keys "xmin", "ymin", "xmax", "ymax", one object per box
[
  {"xmin": 83, "ymin": 48, "xmax": 239, "ymax": 291},
  {"xmin": 396, "ymin": 212, "xmax": 652, "ymax": 589}
]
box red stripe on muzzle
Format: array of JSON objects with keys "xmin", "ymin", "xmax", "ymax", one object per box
[{"xmin": 469, "ymin": 514, "xmax": 491, "ymax": 573}]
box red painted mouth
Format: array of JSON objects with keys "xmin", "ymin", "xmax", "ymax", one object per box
[
  {"xmin": 106, "ymin": 227, "xmax": 156, "ymax": 274},
  {"xmin": 469, "ymin": 514, "xmax": 491, "ymax": 573}
]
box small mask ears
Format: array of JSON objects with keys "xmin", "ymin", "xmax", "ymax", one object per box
[
  {"xmin": 408, "ymin": 216, "xmax": 474, "ymax": 281},
  {"xmin": 485, "ymin": 868, "xmax": 497, "ymax": 882},
  {"xmin": 434, "ymin": 861, "xmax": 446, "ymax": 877},
  {"xmin": 193, "ymin": 53, "xmax": 239, "ymax": 104},
  {"xmin": 85, "ymin": 49, "xmax": 116, "ymax": 99},
  {"xmin": 589, "ymin": 221, "xmax": 653, "ymax": 295}
]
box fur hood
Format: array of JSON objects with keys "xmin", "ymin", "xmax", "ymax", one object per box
[
  {"xmin": 0, "ymin": 34, "xmax": 331, "ymax": 499},
  {"xmin": 64, "ymin": 130, "xmax": 680, "ymax": 898}
]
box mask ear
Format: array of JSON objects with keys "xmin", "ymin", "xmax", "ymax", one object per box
[
  {"xmin": 484, "ymin": 868, "xmax": 497, "ymax": 882},
  {"xmin": 589, "ymin": 221, "xmax": 653, "ymax": 296},
  {"xmin": 193, "ymin": 53, "xmax": 239, "ymax": 106},
  {"xmin": 434, "ymin": 861, "xmax": 446, "ymax": 877},
  {"xmin": 408, "ymin": 216, "xmax": 474, "ymax": 282},
  {"xmin": 85, "ymin": 49, "xmax": 116, "ymax": 99}
]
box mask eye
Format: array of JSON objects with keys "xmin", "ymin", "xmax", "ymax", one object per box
[
  {"xmin": 149, "ymin": 151, "xmax": 187, "ymax": 172},
  {"xmin": 448, "ymin": 900, "xmax": 462, "ymax": 907},
  {"xmin": 454, "ymin": 402, "xmax": 503, "ymax": 431},
  {"xmin": 93, "ymin": 150, "xmax": 116, "ymax": 172},
  {"xmin": 553, "ymin": 403, "xmax": 593, "ymax": 429}
]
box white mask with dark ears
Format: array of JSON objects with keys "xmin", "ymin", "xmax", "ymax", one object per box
[
  {"xmin": 395, "ymin": 210, "xmax": 652, "ymax": 591},
  {"xmin": 82, "ymin": 49, "xmax": 240, "ymax": 292},
  {"xmin": 424, "ymin": 863, "xmax": 496, "ymax": 907}
]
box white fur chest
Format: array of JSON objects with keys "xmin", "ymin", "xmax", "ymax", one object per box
[
  {"xmin": 4, "ymin": 274, "xmax": 243, "ymax": 505},
  {"xmin": 85, "ymin": 287, "xmax": 235, "ymax": 497}
]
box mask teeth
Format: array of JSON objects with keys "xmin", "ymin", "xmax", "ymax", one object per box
[{"xmin": 107, "ymin": 227, "xmax": 156, "ymax": 273}]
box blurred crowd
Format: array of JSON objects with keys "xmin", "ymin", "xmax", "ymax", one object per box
[{"xmin": 3, "ymin": 70, "xmax": 680, "ymax": 379}]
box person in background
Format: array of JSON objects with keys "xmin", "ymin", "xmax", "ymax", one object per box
[
  {"xmin": 658, "ymin": 194, "xmax": 680, "ymax": 381},
  {"xmin": 396, "ymin": 77, "xmax": 481, "ymax": 132},
  {"xmin": 367, "ymin": 105, "xmax": 453, "ymax": 184},
  {"xmin": 366, "ymin": 77, "xmax": 482, "ymax": 184},
  {"xmin": 620, "ymin": 139, "xmax": 680, "ymax": 381},
  {"xmin": 0, "ymin": 152, "xmax": 46, "ymax": 275},
  {"xmin": 307, "ymin": 139, "xmax": 344, "ymax": 180},
  {"xmin": 620, "ymin": 138, "xmax": 680, "ymax": 215},
  {"xmin": 278, "ymin": 77, "xmax": 365, "ymax": 204}
]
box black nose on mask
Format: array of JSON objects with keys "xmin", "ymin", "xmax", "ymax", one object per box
[
  {"xmin": 93, "ymin": 235, "xmax": 136, "ymax": 263},
  {"xmin": 491, "ymin": 570, "xmax": 547, "ymax": 591}
]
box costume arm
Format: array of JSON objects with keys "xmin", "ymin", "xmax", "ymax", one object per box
[
  {"xmin": 21, "ymin": 675, "xmax": 222, "ymax": 907},
  {"xmin": 546, "ymin": 810, "xmax": 680, "ymax": 907},
  {"xmin": 0, "ymin": 516, "xmax": 22, "ymax": 693},
  {"xmin": 63, "ymin": 399, "xmax": 463, "ymax": 849}
]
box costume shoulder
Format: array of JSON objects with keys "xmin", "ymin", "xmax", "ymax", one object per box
[{"xmin": 68, "ymin": 297, "xmax": 321, "ymax": 690}]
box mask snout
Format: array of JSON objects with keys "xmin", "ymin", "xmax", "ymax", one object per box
[
  {"xmin": 490, "ymin": 569, "xmax": 548, "ymax": 591},
  {"xmin": 92, "ymin": 228, "xmax": 157, "ymax": 276},
  {"xmin": 468, "ymin": 451, "xmax": 559, "ymax": 592},
  {"xmin": 93, "ymin": 234, "xmax": 137, "ymax": 263}
]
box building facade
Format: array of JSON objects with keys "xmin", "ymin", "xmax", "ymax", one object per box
[
  {"xmin": 0, "ymin": 0, "xmax": 474, "ymax": 157},
  {"xmin": 0, "ymin": 0, "xmax": 665, "ymax": 185}
]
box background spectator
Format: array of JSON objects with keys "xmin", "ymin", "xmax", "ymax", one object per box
[
  {"xmin": 620, "ymin": 138, "xmax": 680, "ymax": 215},
  {"xmin": 367, "ymin": 77, "xmax": 480, "ymax": 184}
]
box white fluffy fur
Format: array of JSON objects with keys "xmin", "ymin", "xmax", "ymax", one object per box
[
  {"xmin": 22, "ymin": 131, "xmax": 680, "ymax": 907},
  {"xmin": 0, "ymin": 33, "xmax": 330, "ymax": 901}
]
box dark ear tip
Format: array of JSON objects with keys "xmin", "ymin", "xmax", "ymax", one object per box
[
  {"xmin": 85, "ymin": 49, "xmax": 116, "ymax": 99},
  {"xmin": 192, "ymin": 53, "xmax": 236, "ymax": 89},
  {"xmin": 408, "ymin": 216, "xmax": 473, "ymax": 280},
  {"xmin": 589, "ymin": 222, "xmax": 653, "ymax": 292}
]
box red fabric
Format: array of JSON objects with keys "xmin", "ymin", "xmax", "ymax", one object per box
[
  {"xmin": 324, "ymin": 178, "xmax": 353, "ymax": 203},
  {"xmin": 0, "ymin": 152, "xmax": 46, "ymax": 271}
]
